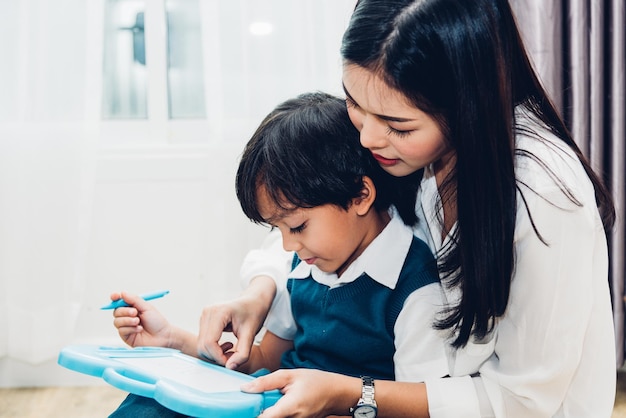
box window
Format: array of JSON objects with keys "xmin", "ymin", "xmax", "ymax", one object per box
[
  {"xmin": 102, "ymin": 0, "xmax": 206, "ymax": 120},
  {"xmin": 96, "ymin": 0, "xmax": 353, "ymax": 144},
  {"xmin": 102, "ymin": 0, "xmax": 148, "ymax": 119},
  {"xmin": 166, "ymin": 0, "xmax": 206, "ymax": 119}
]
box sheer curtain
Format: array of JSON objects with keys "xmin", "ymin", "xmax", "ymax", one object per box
[
  {"xmin": 0, "ymin": 0, "xmax": 356, "ymax": 387},
  {"xmin": 0, "ymin": 0, "xmax": 93, "ymax": 381},
  {"xmin": 510, "ymin": 0, "xmax": 625, "ymax": 366}
]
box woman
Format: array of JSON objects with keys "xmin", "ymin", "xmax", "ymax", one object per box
[{"xmin": 198, "ymin": 0, "xmax": 616, "ymax": 416}]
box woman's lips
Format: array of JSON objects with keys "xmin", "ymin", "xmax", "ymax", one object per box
[{"xmin": 372, "ymin": 153, "xmax": 399, "ymax": 166}]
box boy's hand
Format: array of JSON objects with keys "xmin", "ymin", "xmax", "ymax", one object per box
[{"xmin": 110, "ymin": 291, "xmax": 172, "ymax": 348}]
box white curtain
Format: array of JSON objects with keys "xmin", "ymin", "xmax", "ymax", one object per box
[
  {"xmin": 0, "ymin": 0, "xmax": 356, "ymax": 387},
  {"xmin": 0, "ymin": 0, "xmax": 92, "ymax": 370}
]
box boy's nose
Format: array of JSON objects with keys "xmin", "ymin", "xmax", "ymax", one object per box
[{"xmin": 281, "ymin": 234, "xmax": 302, "ymax": 253}]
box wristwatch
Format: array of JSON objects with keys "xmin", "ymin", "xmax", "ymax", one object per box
[{"xmin": 351, "ymin": 376, "xmax": 377, "ymax": 418}]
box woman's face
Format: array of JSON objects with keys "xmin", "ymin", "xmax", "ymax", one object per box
[{"xmin": 343, "ymin": 64, "xmax": 453, "ymax": 177}]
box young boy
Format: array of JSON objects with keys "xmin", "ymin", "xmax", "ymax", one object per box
[
  {"xmin": 108, "ymin": 92, "xmax": 447, "ymax": 417},
  {"xmin": 232, "ymin": 91, "xmax": 447, "ymax": 380}
]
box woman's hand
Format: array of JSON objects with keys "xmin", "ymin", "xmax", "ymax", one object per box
[
  {"xmin": 110, "ymin": 291, "xmax": 173, "ymax": 348},
  {"xmin": 240, "ymin": 369, "xmax": 360, "ymax": 418},
  {"xmin": 197, "ymin": 275, "xmax": 276, "ymax": 369}
]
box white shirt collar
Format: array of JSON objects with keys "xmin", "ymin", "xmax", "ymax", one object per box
[
  {"xmin": 289, "ymin": 209, "xmax": 414, "ymax": 290},
  {"xmin": 419, "ymin": 164, "xmax": 457, "ymax": 251}
]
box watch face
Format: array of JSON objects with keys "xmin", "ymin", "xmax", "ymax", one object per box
[{"xmin": 354, "ymin": 405, "xmax": 377, "ymax": 418}]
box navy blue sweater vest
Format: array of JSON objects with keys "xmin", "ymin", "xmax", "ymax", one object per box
[{"xmin": 280, "ymin": 236, "xmax": 438, "ymax": 380}]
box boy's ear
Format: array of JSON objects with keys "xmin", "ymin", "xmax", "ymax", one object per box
[{"xmin": 353, "ymin": 176, "xmax": 377, "ymax": 215}]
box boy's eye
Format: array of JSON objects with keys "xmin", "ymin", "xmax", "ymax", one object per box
[{"xmin": 289, "ymin": 223, "xmax": 306, "ymax": 234}]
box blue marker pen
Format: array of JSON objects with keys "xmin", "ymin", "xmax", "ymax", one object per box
[{"xmin": 101, "ymin": 290, "xmax": 170, "ymax": 310}]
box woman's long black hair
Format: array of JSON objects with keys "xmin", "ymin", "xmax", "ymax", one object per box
[{"xmin": 341, "ymin": 0, "xmax": 615, "ymax": 347}]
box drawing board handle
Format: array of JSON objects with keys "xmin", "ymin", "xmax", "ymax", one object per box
[{"xmin": 103, "ymin": 367, "xmax": 157, "ymax": 398}]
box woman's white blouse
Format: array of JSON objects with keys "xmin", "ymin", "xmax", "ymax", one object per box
[
  {"xmin": 239, "ymin": 112, "xmax": 616, "ymax": 417},
  {"xmin": 422, "ymin": 112, "xmax": 615, "ymax": 417}
]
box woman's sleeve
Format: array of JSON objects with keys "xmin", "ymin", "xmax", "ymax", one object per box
[
  {"xmin": 239, "ymin": 228, "xmax": 292, "ymax": 292},
  {"xmin": 393, "ymin": 283, "xmax": 450, "ymax": 382},
  {"xmin": 426, "ymin": 177, "xmax": 615, "ymax": 417},
  {"xmin": 240, "ymin": 229, "xmax": 297, "ymax": 339}
]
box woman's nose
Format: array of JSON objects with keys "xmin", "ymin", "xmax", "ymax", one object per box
[{"xmin": 359, "ymin": 116, "xmax": 387, "ymax": 150}]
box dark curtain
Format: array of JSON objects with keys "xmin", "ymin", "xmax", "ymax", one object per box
[{"xmin": 510, "ymin": 0, "xmax": 626, "ymax": 366}]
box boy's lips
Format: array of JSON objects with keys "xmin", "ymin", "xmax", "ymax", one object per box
[
  {"xmin": 303, "ymin": 257, "xmax": 317, "ymax": 265},
  {"xmin": 372, "ymin": 153, "xmax": 399, "ymax": 166}
]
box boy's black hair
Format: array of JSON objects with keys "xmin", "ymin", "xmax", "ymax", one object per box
[{"xmin": 236, "ymin": 91, "xmax": 419, "ymax": 226}]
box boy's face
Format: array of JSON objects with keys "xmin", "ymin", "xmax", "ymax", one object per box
[{"xmin": 256, "ymin": 185, "xmax": 371, "ymax": 277}]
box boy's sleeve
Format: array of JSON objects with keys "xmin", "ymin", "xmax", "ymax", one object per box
[{"xmin": 263, "ymin": 282, "xmax": 297, "ymax": 341}]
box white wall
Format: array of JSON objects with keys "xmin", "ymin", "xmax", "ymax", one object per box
[{"xmin": 0, "ymin": 0, "xmax": 357, "ymax": 387}]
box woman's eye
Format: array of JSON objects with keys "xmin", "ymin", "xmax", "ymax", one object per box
[
  {"xmin": 345, "ymin": 96, "xmax": 358, "ymax": 109},
  {"xmin": 290, "ymin": 223, "xmax": 306, "ymax": 234},
  {"xmin": 386, "ymin": 126, "xmax": 412, "ymax": 138}
]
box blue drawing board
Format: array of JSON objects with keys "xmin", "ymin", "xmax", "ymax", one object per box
[{"xmin": 57, "ymin": 344, "xmax": 281, "ymax": 418}]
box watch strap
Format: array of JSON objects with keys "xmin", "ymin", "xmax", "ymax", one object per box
[
  {"xmin": 351, "ymin": 375, "xmax": 377, "ymax": 417},
  {"xmin": 360, "ymin": 376, "xmax": 376, "ymax": 405}
]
